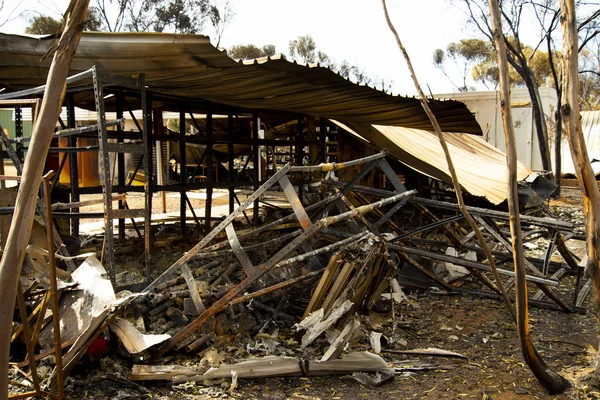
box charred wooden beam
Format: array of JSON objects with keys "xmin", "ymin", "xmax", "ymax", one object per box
[{"xmin": 389, "ymin": 244, "xmax": 558, "ymax": 286}]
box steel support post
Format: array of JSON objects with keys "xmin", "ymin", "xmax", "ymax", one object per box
[
  {"xmin": 296, "ymin": 118, "xmax": 304, "ymax": 203},
  {"xmin": 179, "ymin": 108, "xmax": 187, "ymax": 234},
  {"xmin": 228, "ymin": 114, "xmax": 234, "ymax": 214},
  {"xmin": 205, "ymin": 103, "xmax": 213, "ymax": 234},
  {"xmin": 66, "ymin": 93, "xmax": 79, "ymax": 237},
  {"xmin": 319, "ymin": 118, "xmax": 326, "ymax": 165},
  {"xmin": 252, "ymin": 112, "xmax": 260, "ymax": 226},
  {"xmin": 143, "ymin": 81, "xmax": 153, "ymax": 279},
  {"xmin": 116, "ymin": 92, "xmax": 126, "ymax": 241}
]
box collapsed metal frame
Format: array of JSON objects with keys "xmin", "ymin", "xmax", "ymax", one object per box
[
  {"xmin": 139, "ymin": 151, "xmax": 414, "ymax": 356},
  {"xmin": 322, "ymin": 180, "xmax": 587, "ymax": 312},
  {"xmin": 2, "ymin": 65, "xmax": 587, "ymax": 324}
]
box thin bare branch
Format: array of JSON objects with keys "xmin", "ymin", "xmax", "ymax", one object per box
[{"xmin": 381, "ymin": 0, "xmax": 516, "ymax": 321}]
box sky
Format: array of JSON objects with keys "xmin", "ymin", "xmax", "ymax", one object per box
[{"xmin": 0, "ymin": 0, "xmax": 509, "ymax": 96}]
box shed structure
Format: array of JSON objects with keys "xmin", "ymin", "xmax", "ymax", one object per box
[{"xmin": 0, "ymin": 31, "xmax": 506, "ymax": 287}]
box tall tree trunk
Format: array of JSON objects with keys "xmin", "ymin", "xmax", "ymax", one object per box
[
  {"xmin": 547, "ymin": 18, "xmax": 563, "ymax": 195},
  {"xmin": 525, "ymin": 70, "xmax": 552, "ymax": 173},
  {"xmin": 0, "ymin": 1, "xmax": 89, "ymax": 398},
  {"xmin": 490, "ymin": 0, "xmax": 570, "ymax": 394},
  {"xmin": 505, "ymin": 45, "xmax": 552, "ymax": 172},
  {"xmin": 560, "ymin": 0, "xmax": 600, "ymax": 385}
]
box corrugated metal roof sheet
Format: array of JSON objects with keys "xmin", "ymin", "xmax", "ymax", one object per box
[
  {"xmin": 0, "ymin": 32, "xmax": 481, "ymax": 134},
  {"xmin": 335, "ymin": 121, "xmax": 532, "ymax": 205},
  {"xmin": 560, "ymin": 110, "xmax": 600, "ymax": 176}
]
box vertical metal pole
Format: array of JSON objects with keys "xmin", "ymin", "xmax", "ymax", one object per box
[
  {"xmin": 43, "ymin": 171, "xmax": 64, "ymax": 399},
  {"xmin": 66, "ymin": 94, "xmax": 80, "ymax": 237},
  {"xmin": 14, "ymin": 106, "xmax": 24, "ymax": 163},
  {"xmin": 319, "ymin": 118, "xmax": 326, "ymax": 164},
  {"xmin": 228, "ymin": 114, "xmax": 234, "ymax": 214},
  {"xmin": 116, "ymin": 92, "xmax": 125, "ymax": 241},
  {"xmin": 252, "ymin": 112, "xmax": 260, "ymax": 226},
  {"xmin": 179, "ymin": 107, "xmax": 187, "ymax": 234},
  {"xmin": 296, "ymin": 118, "xmax": 304, "ymax": 203},
  {"xmin": 93, "ymin": 66, "xmax": 115, "ymax": 285},
  {"xmin": 205, "ymin": 103, "xmax": 213, "ymax": 234},
  {"xmin": 294, "ymin": 118, "xmax": 303, "ymax": 166},
  {"xmin": 154, "ymin": 109, "xmax": 166, "ymax": 214},
  {"xmin": 143, "ymin": 81, "xmax": 153, "ymax": 279}
]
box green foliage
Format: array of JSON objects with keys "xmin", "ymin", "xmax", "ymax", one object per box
[
  {"xmin": 287, "ymin": 35, "xmax": 392, "ymax": 89},
  {"xmin": 262, "ymin": 44, "xmax": 276, "ymax": 57},
  {"xmin": 93, "ymin": 0, "xmax": 227, "ymax": 35},
  {"xmin": 434, "ymin": 37, "xmax": 555, "ymax": 91},
  {"xmin": 580, "ymin": 74, "xmax": 600, "ymax": 111},
  {"xmin": 24, "ymin": 8, "xmax": 105, "ymax": 34},
  {"xmin": 229, "ymin": 44, "xmax": 277, "ymax": 60},
  {"xmin": 433, "ymin": 38, "xmax": 492, "ymax": 91},
  {"xmin": 24, "ymin": 15, "xmax": 62, "ymax": 34},
  {"xmin": 288, "ymin": 35, "xmax": 318, "ymax": 64},
  {"xmin": 152, "ymin": 0, "xmax": 214, "ymax": 34},
  {"xmin": 85, "ymin": 7, "xmax": 104, "ymax": 31},
  {"xmin": 448, "ymin": 38, "xmax": 491, "ymax": 62}
]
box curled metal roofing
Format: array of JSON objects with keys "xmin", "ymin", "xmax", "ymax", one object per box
[
  {"xmin": 0, "ymin": 32, "xmax": 481, "ymax": 134},
  {"xmin": 335, "ymin": 121, "xmax": 532, "ymax": 205}
]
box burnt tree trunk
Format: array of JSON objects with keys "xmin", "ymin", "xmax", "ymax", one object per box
[
  {"xmin": 560, "ymin": 0, "xmax": 600, "ymax": 385},
  {"xmin": 525, "ymin": 69, "xmax": 552, "ymax": 173},
  {"xmin": 490, "ymin": 0, "xmax": 570, "ymax": 394},
  {"xmin": 547, "ymin": 15, "xmax": 563, "ymax": 195},
  {"xmin": 0, "ymin": 1, "xmax": 89, "ymax": 398},
  {"xmin": 505, "ymin": 40, "xmax": 552, "ymax": 173}
]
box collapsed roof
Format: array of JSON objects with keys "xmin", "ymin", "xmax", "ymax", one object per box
[
  {"xmin": 0, "ymin": 31, "xmax": 537, "ymax": 204},
  {"xmin": 0, "ymin": 32, "xmax": 481, "ymax": 134}
]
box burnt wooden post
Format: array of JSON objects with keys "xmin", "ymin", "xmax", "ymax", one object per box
[
  {"xmin": 14, "ymin": 106, "xmax": 24, "ymax": 163},
  {"xmin": 67, "ymin": 93, "xmax": 80, "ymax": 237},
  {"xmin": 228, "ymin": 114, "xmax": 234, "ymax": 214},
  {"xmin": 179, "ymin": 107, "xmax": 187, "ymax": 234},
  {"xmin": 116, "ymin": 92, "xmax": 125, "ymax": 240},
  {"xmin": 554, "ymin": 108, "xmax": 562, "ymax": 196},
  {"xmin": 320, "ymin": 118, "xmax": 326, "ymax": 164},
  {"xmin": 143, "ymin": 88, "xmax": 153, "ymax": 277},
  {"xmin": 296, "ymin": 117, "xmax": 304, "ymax": 203},
  {"xmin": 252, "ymin": 112, "xmax": 259, "ymax": 226},
  {"xmin": 205, "ymin": 103, "xmax": 213, "ymax": 234}
]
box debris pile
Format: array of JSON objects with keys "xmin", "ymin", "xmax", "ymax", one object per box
[{"xmin": 7, "ymin": 152, "xmax": 589, "ymax": 397}]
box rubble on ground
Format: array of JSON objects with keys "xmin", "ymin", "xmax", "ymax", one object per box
[{"xmin": 7, "ymin": 154, "xmax": 590, "ymax": 398}]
